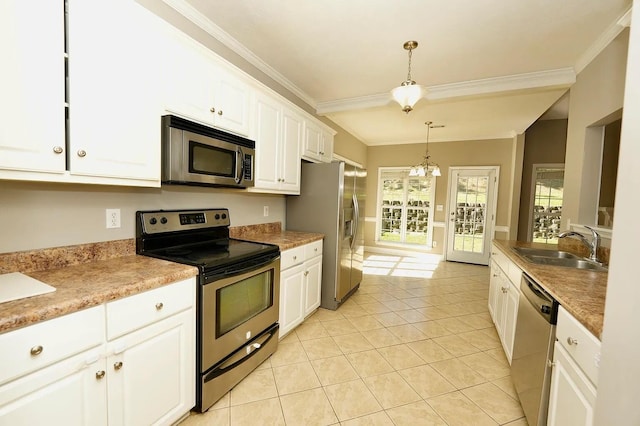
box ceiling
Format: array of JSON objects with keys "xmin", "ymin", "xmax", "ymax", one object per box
[{"xmin": 174, "ymin": 0, "xmax": 631, "ymax": 145}]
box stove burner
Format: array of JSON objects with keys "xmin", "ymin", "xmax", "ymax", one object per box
[{"xmin": 165, "ymin": 248, "xmax": 192, "ymax": 256}]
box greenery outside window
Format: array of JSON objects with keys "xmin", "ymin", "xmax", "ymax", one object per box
[
  {"xmin": 377, "ymin": 167, "xmax": 436, "ymax": 247},
  {"xmin": 530, "ymin": 165, "xmax": 564, "ymax": 244}
]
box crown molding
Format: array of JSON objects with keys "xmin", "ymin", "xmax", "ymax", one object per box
[
  {"xmin": 317, "ymin": 68, "xmax": 575, "ymax": 115},
  {"xmin": 161, "ymin": 0, "xmax": 317, "ymax": 108},
  {"xmin": 574, "ymin": 5, "xmax": 633, "ymax": 74}
]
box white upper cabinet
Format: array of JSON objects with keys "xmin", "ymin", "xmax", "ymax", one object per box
[
  {"xmin": 163, "ymin": 31, "xmax": 251, "ymax": 137},
  {"xmin": 302, "ymin": 120, "xmax": 335, "ymax": 163},
  {"xmin": 251, "ymin": 92, "xmax": 302, "ymax": 194},
  {"xmin": 0, "ymin": 0, "xmax": 65, "ymax": 174},
  {"xmin": 67, "ymin": 0, "xmax": 164, "ymax": 184}
]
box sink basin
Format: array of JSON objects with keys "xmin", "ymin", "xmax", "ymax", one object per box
[
  {"xmin": 511, "ymin": 247, "xmax": 580, "ymax": 259},
  {"xmin": 525, "ymin": 256, "xmax": 608, "ymax": 272}
]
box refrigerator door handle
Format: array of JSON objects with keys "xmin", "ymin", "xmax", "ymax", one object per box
[{"xmin": 350, "ymin": 194, "xmax": 359, "ymax": 250}]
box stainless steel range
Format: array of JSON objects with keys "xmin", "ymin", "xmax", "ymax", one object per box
[{"xmin": 136, "ymin": 208, "xmax": 280, "ymax": 412}]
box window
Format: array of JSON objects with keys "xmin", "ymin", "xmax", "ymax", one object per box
[
  {"xmin": 530, "ymin": 165, "xmax": 564, "ymax": 244},
  {"xmin": 377, "ymin": 168, "xmax": 436, "ymax": 247}
]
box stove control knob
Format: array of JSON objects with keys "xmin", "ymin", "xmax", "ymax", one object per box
[
  {"xmin": 160, "ymin": 217, "xmax": 168, "ymax": 224},
  {"xmin": 215, "ymin": 214, "xmax": 220, "ymax": 220},
  {"xmin": 149, "ymin": 218, "xmax": 157, "ymax": 225},
  {"xmin": 222, "ymin": 213, "xmax": 227, "ymax": 219}
]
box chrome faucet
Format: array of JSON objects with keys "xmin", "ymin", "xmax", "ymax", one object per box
[{"xmin": 558, "ymin": 226, "xmax": 602, "ymax": 264}]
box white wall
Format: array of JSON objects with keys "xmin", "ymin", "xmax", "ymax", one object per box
[{"xmin": 0, "ymin": 181, "xmax": 285, "ymax": 253}]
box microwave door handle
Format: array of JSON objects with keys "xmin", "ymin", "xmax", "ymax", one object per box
[{"xmin": 235, "ymin": 147, "xmax": 244, "ymax": 184}]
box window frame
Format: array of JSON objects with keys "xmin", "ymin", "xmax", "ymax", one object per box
[
  {"xmin": 528, "ymin": 163, "xmax": 565, "ymax": 244},
  {"xmin": 375, "ymin": 167, "xmax": 437, "ymax": 248}
]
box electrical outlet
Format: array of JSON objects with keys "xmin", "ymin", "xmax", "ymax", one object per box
[
  {"xmin": 263, "ymin": 206, "xmax": 269, "ymax": 217},
  {"xmin": 432, "ymin": 240, "xmax": 437, "ymax": 247},
  {"xmin": 106, "ymin": 209, "xmax": 121, "ymax": 229}
]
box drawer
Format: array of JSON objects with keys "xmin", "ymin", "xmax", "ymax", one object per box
[
  {"xmin": 106, "ymin": 278, "xmax": 194, "ymax": 340},
  {"xmin": 304, "ymin": 240, "xmax": 323, "ymax": 260},
  {"xmin": 281, "ymin": 246, "xmax": 305, "ymax": 270},
  {"xmin": 491, "ymin": 244, "xmax": 509, "ymax": 275},
  {"xmin": 0, "ymin": 305, "xmax": 105, "ymax": 385},
  {"xmin": 556, "ymin": 306, "xmax": 601, "ymax": 386}
]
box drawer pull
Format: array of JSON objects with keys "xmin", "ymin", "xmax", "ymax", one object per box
[
  {"xmin": 30, "ymin": 345, "xmax": 43, "ymax": 356},
  {"xmin": 96, "ymin": 370, "xmax": 106, "ymax": 380},
  {"xmin": 114, "ymin": 361, "xmax": 123, "ymax": 371},
  {"xmin": 155, "ymin": 302, "xmax": 164, "ymax": 311},
  {"xmin": 293, "ymin": 256, "xmax": 297, "ymax": 260},
  {"xmin": 567, "ymin": 337, "xmax": 579, "ymax": 346},
  {"xmin": 210, "ymin": 107, "xmax": 215, "ymax": 113}
]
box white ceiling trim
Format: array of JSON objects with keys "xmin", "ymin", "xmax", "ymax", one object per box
[
  {"xmin": 161, "ymin": 0, "xmax": 318, "ymax": 108},
  {"xmin": 316, "ymin": 68, "xmax": 575, "ymax": 115},
  {"xmin": 574, "ymin": 5, "xmax": 633, "ymax": 74}
]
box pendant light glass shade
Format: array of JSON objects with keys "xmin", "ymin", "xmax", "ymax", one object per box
[{"xmin": 391, "ymin": 41, "xmax": 425, "ymax": 113}]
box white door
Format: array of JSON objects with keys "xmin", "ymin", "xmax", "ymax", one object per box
[{"xmin": 446, "ymin": 167, "xmax": 498, "ymax": 264}]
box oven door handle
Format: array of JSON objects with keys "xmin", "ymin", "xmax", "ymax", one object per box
[
  {"xmin": 203, "ymin": 324, "xmax": 278, "ymax": 383},
  {"xmin": 205, "ymin": 254, "xmax": 279, "ymax": 283}
]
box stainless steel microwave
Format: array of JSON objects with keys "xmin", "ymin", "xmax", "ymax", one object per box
[{"xmin": 161, "ymin": 115, "xmax": 255, "ymax": 188}]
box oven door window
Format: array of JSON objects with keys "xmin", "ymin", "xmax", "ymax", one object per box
[
  {"xmin": 216, "ymin": 269, "xmax": 273, "ymax": 337},
  {"xmin": 190, "ymin": 141, "xmax": 235, "ymax": 177}
]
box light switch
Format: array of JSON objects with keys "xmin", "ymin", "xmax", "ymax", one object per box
[{"xmin": 436, "ymin": 205, "xmax": 444, "ymax": 212}]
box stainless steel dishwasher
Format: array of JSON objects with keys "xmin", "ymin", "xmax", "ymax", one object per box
[{"xmin": 511, "ymin": 273, "xmax": 559, "ymax": 426}]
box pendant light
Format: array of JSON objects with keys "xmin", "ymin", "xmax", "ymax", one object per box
[
  {"xmin": 409, "ymin": 121, "xmax": 441, "ymax": 177},
  {"xmin": 391, "ymin": 41, "xmax": 426, "ymax": 114}
]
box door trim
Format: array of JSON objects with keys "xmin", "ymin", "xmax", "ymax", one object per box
[{"xmin": 444, "ymin": 166, "xmax": 500, "ymax": 264}]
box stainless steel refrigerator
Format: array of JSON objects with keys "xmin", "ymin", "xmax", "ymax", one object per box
[{"xmin": 286, "ymin": 161, "xmax": 366, "ymax": 310}]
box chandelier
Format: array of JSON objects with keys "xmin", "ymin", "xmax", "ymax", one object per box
[
  {"xmin": 410, "ymin": 121, "xmax": 441, "ymax": 177},
  {"xmin": 390, "ymin": 41, "xmax": 426, "ymax": 114}
]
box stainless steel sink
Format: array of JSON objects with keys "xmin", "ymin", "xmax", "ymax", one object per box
[
  {"xmin": 511, "ymin": 247, "xmax": 607, "ymax": 272},
  {"xmin": 511, "ymin": 247, "xmax": 580, "ymax": 259}
]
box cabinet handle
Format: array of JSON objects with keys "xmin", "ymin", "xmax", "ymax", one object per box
[
  {"xmin": 500, "ymin": 287, "xmax": 508, "ymax": 293},
  {"xmin": 304, "ymin": 271, "xmax": 309, "ymax": 276},
  {"xmin": 567, "ymin": 337, "xmax": 579, "ymax": 346},
  {"xmin": 77, "ymin": 149, "xmax": 87, "ymax": 157},
  {"xmin": 314, "ymin": 248, "xmax": 318, "ymax": 252},
  {"xmin": 96, "ymin": 370, "xmax": 106, "ymax": 380},
  {"xmin": 53, "ymin": 146, "xmax": 63, "ymax": 154},
  {"xmin": 547, "ymin": 360, "xmax": 556, "ymax": 368},
  {"xmin": 218, "ymin": 110, "xmax": 223, "ymax": 116},
  {"xmin": 492, "ymin": 273, "xmax": 499, "ymax": 277},
  {"xmin": 210, "ymin": 107, "xmax": 216, "ymax": 113},
  {"xmin": 293, "ymin": 256, "xmax": 297, "ymax": 260},
  {"xmin": 30, "ymin": 345, "xmax": 43, "ymax": 356},
  {"xmin": 114, "ymin": 361, "xmax": 123, "ymax": 370},
  {"xmin": 155, "ymin": 302, "xmax": 164, "ymax": 310}
]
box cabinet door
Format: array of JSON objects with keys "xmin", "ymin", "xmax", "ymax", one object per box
[
  {"xmin": 279, "ymin": 264, "xmax": 305, "ymax": 338},
  {"xmin": 0, "ymin": 347, "xmax": 107, "ymax": 425},
  {"xmin": 319, "ymin": 130, "xmax": 334, "ymax": 162},
  {"xmin": 303, "ymin": 120, "xmax": 322, "ymax": 162},
  {"xmin": 488, "ymin": 261, "xmax": 500, "ymax": 322},
  {"xmin": 502, "ymin": 284, "xmax": 519, "ymax": 363},
  {"xmin": 213, "ymin": 68, "xmax": 251, "ymax": 136},
  {"xmin": 304, "ymin": 255, "xmax": 323, "ymax": 316},
  {"xmin": 0, "ymin": 0, "xmax": 65, "ymax": 174},
  {"xmin": 67, "ymin": 0, "xmax": 163, "ymax": 183},
  {"xmin": 547, "ymin": 343, "xmax": 596, "ymax": 426},
  {"xmin": 280, "ymin": 108, "xmax": 303, "ymax": 192},
  {"xmin": 107, "ymin": 309, "xmax": 194, "ymax": 426},
  {"xmin": 253, "ymin": 93, "xmax": 282, "ymax": 190}
]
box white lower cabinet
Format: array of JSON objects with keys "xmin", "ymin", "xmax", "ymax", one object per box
[
  {"xmin": 0, "ymin": 278, "xmax": 196, "ymax": 425},
  {"xmin": 489, "ymin": 244, "xmax": 521, "ymax": 364},
  {"xmin": 547, "ymin": 306, "xmax": 601, "ymax": 426},
  {"xmin": 279, "ymin": 240, "xmax": 323, "ymax": 337}
]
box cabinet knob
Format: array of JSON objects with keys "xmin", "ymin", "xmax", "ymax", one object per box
[
  {"xmin": 304, "ymin": 271, "xmax": 309, "ymax": 276},
  {"xmin": 30, "ymin": 345, "xmax": 43, "ymax": 356},
  {"xmin": 77, "ymin": 149, "xmax": 87, "ymax": 157},
  {"xmin": 95, "ymin": 370, "xmax": 106, "ymax": 380},
  {"xmin": 210, "ymin": 107, "xmax": 216, "ymax": 113},
  {"xmin": 114, "ymin": 361, "xmax": 123, "ymax": 370},
  {"xmin": 218, "ymin": 110, "xmax": 223, "ymax": 116},
  {"xmin": 500, "ymin": 287, "xmax": 508, "ymax": 293},
  {"xmin": 155, "ymin": 302, "xmax": 164, "ymax": 311},
  {"xmin": 567, "ymin": 337, "xmax": 579, "ymax": 346},
  {"xmin": 53, "ymin": 146, "xmax": 63, "ymax": 154}
]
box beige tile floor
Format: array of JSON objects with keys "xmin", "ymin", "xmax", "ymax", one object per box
[{"xmin": 181, "ymin": 253, "xmax": 528, "ymax": 426}]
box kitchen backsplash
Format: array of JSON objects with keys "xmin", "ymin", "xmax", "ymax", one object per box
[{"xmin": 558, "ymin": 238, "xmax": 610, "ymax": 264}]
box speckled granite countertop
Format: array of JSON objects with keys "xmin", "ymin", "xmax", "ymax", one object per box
[
  {"xmin": 230, "ymin": 222, "xmax": 324, "ymax": 250},
  {"xmin": 0, "ymin": 240, "xmax": 197, "ymax": 335},
  {"xmin": 493, "ymin": 239, "xmax": 607, "ymax": 339}
]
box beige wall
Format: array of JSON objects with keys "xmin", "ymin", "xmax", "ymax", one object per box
[
  {"xmin": 563, "ymin": 29, "xmax": 628, "ymax": 229},
  {"xmin": 365, "ymin": 138, "xmax": 516, "ymax": 253},
  {"xmin": 0, "ymin": 181, "xmax": 285, "ymax": 253},
  {"xmin": 517, "ymin": 119, "xmax": 568, "ymax": 240}
]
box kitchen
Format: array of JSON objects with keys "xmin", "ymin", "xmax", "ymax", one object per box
[{"xmin": 1, "ymin": 0, "xmax": 639, "ymax": 425}]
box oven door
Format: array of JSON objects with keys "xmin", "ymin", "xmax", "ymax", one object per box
[{"xmin": 201, "ymin": 257, "xmax": 280, "ymax": 370}]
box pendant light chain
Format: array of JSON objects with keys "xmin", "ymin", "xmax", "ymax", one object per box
[{"xmin": 406, "ymin": 47, "xmax": 413, "ymax": 82}]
